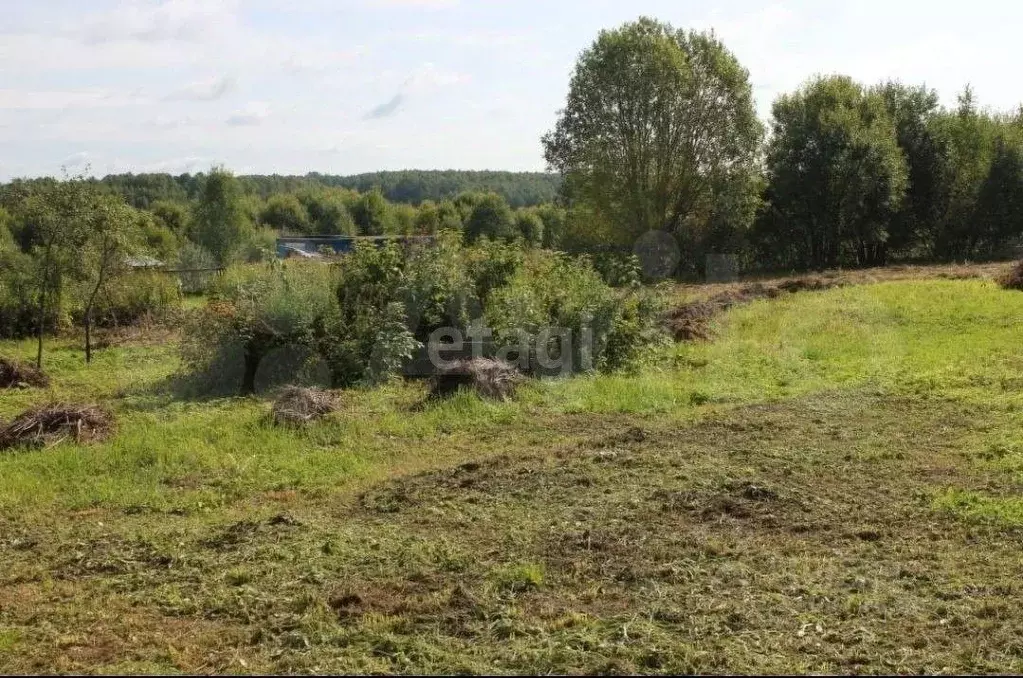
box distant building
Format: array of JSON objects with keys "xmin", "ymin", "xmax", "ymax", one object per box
[{"xmin": 275, "ymin": 235, "xmax": 434, "ymax": 259}]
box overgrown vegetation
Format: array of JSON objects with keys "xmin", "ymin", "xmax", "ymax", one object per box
[{"xmin": 181, "ymin": 235, "xmax": 660, "ymax": 394}]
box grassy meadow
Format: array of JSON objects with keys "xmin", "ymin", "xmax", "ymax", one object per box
[{"xmin": 2, "ymin": 269, "xmax": 1023, "ymax": 673}]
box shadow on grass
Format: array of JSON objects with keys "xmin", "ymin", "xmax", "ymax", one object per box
[{"xmin": 120, "ymin": 343, "xmax": 334, "ymax": 411}]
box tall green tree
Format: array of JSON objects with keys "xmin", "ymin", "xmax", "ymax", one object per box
[
  {"xmin": 973, "ymin": 134, "xmax": 1023, "ymax": 257},
  {"xmin": 191, "ymin": 167, "xmax": 250, "ymax": 264},
  {"xmin": 924, "ymin": 88, "xmax": 1001, "ymax": 260},
  {"xmin": 542, "ymin": 17, "xmax": 763, "ymax": 254},
  {"xmin": 873, "ymin": 82, "xmax": 943, "ymax": 255},
  {"xmin": 763, "ymin": 75, "xmax": 907, "ymax": 269}
]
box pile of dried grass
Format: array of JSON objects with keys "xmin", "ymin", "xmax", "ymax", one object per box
[
  {"xmin": 998, "ymin": 260, "xmax": 1023, "ymax": 291},
  {"xmin": 0, "ymin": 357, "xmax": 49, "ymax": 389},
  {"xmin": 0, "ymin": 404, "xmax": 114, "ymax": 451},
  {"xmin": 270, "ymin": 386, "xmax": 340, "ymax": 426},
  {"xmin": 429, "ymin": 358, "xmax": 524, "ymax": 400}
]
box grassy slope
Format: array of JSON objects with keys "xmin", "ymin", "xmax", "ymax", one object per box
[{"xmin": 1, "ymin": 278, "xmax": 1023, "ymax": 673}]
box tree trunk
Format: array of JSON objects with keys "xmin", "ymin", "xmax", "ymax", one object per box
[
  {"xmin": 35, "ymin": 285, "xmax": 46, "ymax": 369},
  {"xmin": 85, "ymin": 310, "xmax": 92, "ymax": 364},
  {"xmin": 242, "ymin": 347, "xmax": 262, "ymax": 395}
]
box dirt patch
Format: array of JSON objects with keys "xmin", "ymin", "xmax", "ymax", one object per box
[
  {"xmin": 0, "ymin": 357, "xmax": 49, "ymax": 389},
  {"xmin": 270, "ymin": 386, "xmax": 339, "ymax": 427},
  {"xmin": 666, "ymin": 277, "xmax": 845, "ymax": 342},
  {"xmin": 429, "ymin": 357, "xmax": 524, "ymax": 400},
  {"xmin": 0, "ymin": 404, "xmax": 113, "ymax": 451}
]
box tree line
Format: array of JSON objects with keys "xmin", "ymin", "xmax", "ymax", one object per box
[
  {"xmin": 544, "ymin": 17, "xmax": 1023, "ymax": 273},
  {"xmin": 78, "ymin": 170, "xmax": 561, "ymax": 211}
]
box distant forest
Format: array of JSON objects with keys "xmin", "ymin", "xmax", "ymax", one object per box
[{"xmin": 93, "ymin": 170, "xmax": 561, "ymax": 210}]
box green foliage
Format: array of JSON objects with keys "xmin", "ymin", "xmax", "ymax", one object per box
[
  {"xmin": 0, "ymin": 250, "xmax": 48, "ymax": 339},
  {"xmin": 535, "ymin": 204, "xmax": 567, "ymax": 249},
  {"xmin": 351, "ymin": 188, "xmax": 391, "ymax": 236},
  {"xmin": 149, "ymin": 200, "xmax": 190, "ymax": 238},
  {"xmin": 87, "ymin": 271, "xmax": 180, "ymax": 328},
  {"xmin": 137, "ymin": 211, "xmax": 179, "ymax": 262},
  {"xmin": 182, "ymin": 261, "xmax": 338, "ymax": 394},
  {"xmin": 319, "ymin": 170, "xmax": 560, "ymax": 207},
  {"xmin": 260, "ymin": 193, "xmax": 309, "ymax": 233},
  {"xmin": 175, "ymin": 242, "xmax": 219, "ymax": 295},
  {"xmin": 365, "ymin": 302, "xmax": 420, "ymax": 385},
  {"xmin": 242, "ymin": 227, "xmax": 278, "ymax": 263},
  {"xmin": 320, "ymin": 242, "xmax": 409, "ymax": 386},
  {"xmin": 399, "ymin": 233, "xmax": 476, "ymax": 340},
  {"xmin": 465, "ymin": 239, "xmax": 524, "ymax": 307},
  {"xmin": 0, "ymin": 206, "xmax": 13, "ymax": 252},
  {"xmin": 191, "ymin": 167, "xmax": 251, "ymax": 264},
  {"xmin": 297, "ymin": 188, "xmax": 357, "ymax": 236},
  {"xmin": 485, "ymin": 251, "xmax": 658, "ymax": 373},
  {"xmin": 760, "ymin": 75, "xmax": 908, "ymax": 269},
  {"xmin": 544, "ymin": 17, "xmax": 763, "ymax": 255},
  {"xmin": 974, "ymin": 135, "xmax": 1023, "ymax": 257},
  {"xmin": 514, "ymin": 210, "xmax": 545, "ymax": 246},
  {"xmin": 591, "ymin": 251, "xmax": 642, "ymax": 287},
  {"xmin": 464, "ymin": 193, "xmax": 516, "ymax": 243}
]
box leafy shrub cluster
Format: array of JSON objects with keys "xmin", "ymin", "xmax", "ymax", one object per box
[{"xmin": 181, "ymin": 237, "xmax": 660, "ymax": 394}]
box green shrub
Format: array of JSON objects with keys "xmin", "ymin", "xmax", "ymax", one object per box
[
  {"xmin": 515, "ymin": 210, "xmax": 545, "ymax": 246},
  {"xmin": 182, "ymin": 261, "xmax": 338, "ymax": 394},
  {"xmin": 464, "ymin": 193, "xmax": 517, "ymax": 243},
  {"xmin": 0, "ymin": 250, "xmax": 49, "ymax": 339},
  {"xmin": 399, "ymin": 232, "xmax": 477, "ymax": 340},
  {"xmin": 176, "ymin": 242, "xmax": 219, "ymax": 295},
  {"xmin": 318, "ymin": 242, "xmax": 417, "ymax": 387},
  {"xmin": 591, "ymin": 251, "xmax": 642, "ymax": 288},
  {"xmin": 242, "ymin": 227, "xmax": 278, "ymax": 263},
  {"xmin": 87, "ymin": 271, "xmax": 181, "ymax": 328},
  {"xmin": 485, "ymin": 251, "xmax": 659, "ymax": 373}
]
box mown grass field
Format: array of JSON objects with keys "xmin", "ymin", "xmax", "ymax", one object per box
[{"xmin": 2, "ymin": 268, "xmax": 1023, "ymax": 673}]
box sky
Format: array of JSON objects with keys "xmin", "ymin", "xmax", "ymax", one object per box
[{"xmin": 2, "ymin": 0, "xmax": 1022, "ymax": 181}]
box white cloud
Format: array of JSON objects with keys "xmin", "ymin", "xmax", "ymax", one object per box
[
  {"xmin": 166, "ymin": 76, "xmax": 237, "ymax": 102},
  {"xmin": 74, "ymin": 0, "xmax": 240, "ymax": 45},
  {"xmin": 226, "ymin": 102, "xmax": 271, "ymax": 127}
]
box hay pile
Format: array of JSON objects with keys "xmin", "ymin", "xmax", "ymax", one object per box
[
  {"xmin": 998, "ymin": 260, "xmax": 1023, "ymax": 291},
  {"xmin": 0, "ymin": 357, "xmax": 49, "ymax": 389},
  {"xmin": 270, "ymin": 386, "xmax": 340, "ymax": 426},
  {"xmin": 0, "ymin": 404, "xmax": 114, "ymax": 451},
  {"xmin": 429, "ymin": 357, "xmax": 524, "ymax": 400}
]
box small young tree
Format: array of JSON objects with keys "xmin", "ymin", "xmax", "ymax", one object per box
[
  {"xmin": 464, "ymin": 193, "xmax": 516, "ymax": 243},
  {"xmin": 19, "ymin": 176, "xmax": 95, "ymax": 368},
  {"xmin": 80, "ymin": 197, "xmax": 142, "ymax": 363}
]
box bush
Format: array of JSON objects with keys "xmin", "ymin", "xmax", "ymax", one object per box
[
  {"xmin": 464, "ymin": 193, "xmax": 517, "ymax": 243},
  {"xmin": 176, "ymin": 242, "xmax": 219, "ymax": 295},
  {"xmin": 515, "ymin": 210, "xmax": 545, "ymax": 246},
  {"xmin": 999, "ymin": 260, "xmax": 1023, "ymax": 291},
  {"xmin": 242, "ymin": 227, "xmax": 278, "ymax": 263},
  {"xmin": 485, "ymin": 251, "xmax": 659, "ymax": 374},
  {"xmin": 182, "ymin": 261, "xmax": 338, "ymax": 394},
  {"xmin": 0, "ymin": 250, "xmax": 46, "ymax": 339},
  {"xmin": 318, "ymin": 242, "xmax": 419, "ymax": 387},
  {"xmin": 591, "ymin": 251, "xmax": 642, "ymax": 288},
  {"xmin": 86, "ymin": 271, "xmax": 180, "ymax": 328}
]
